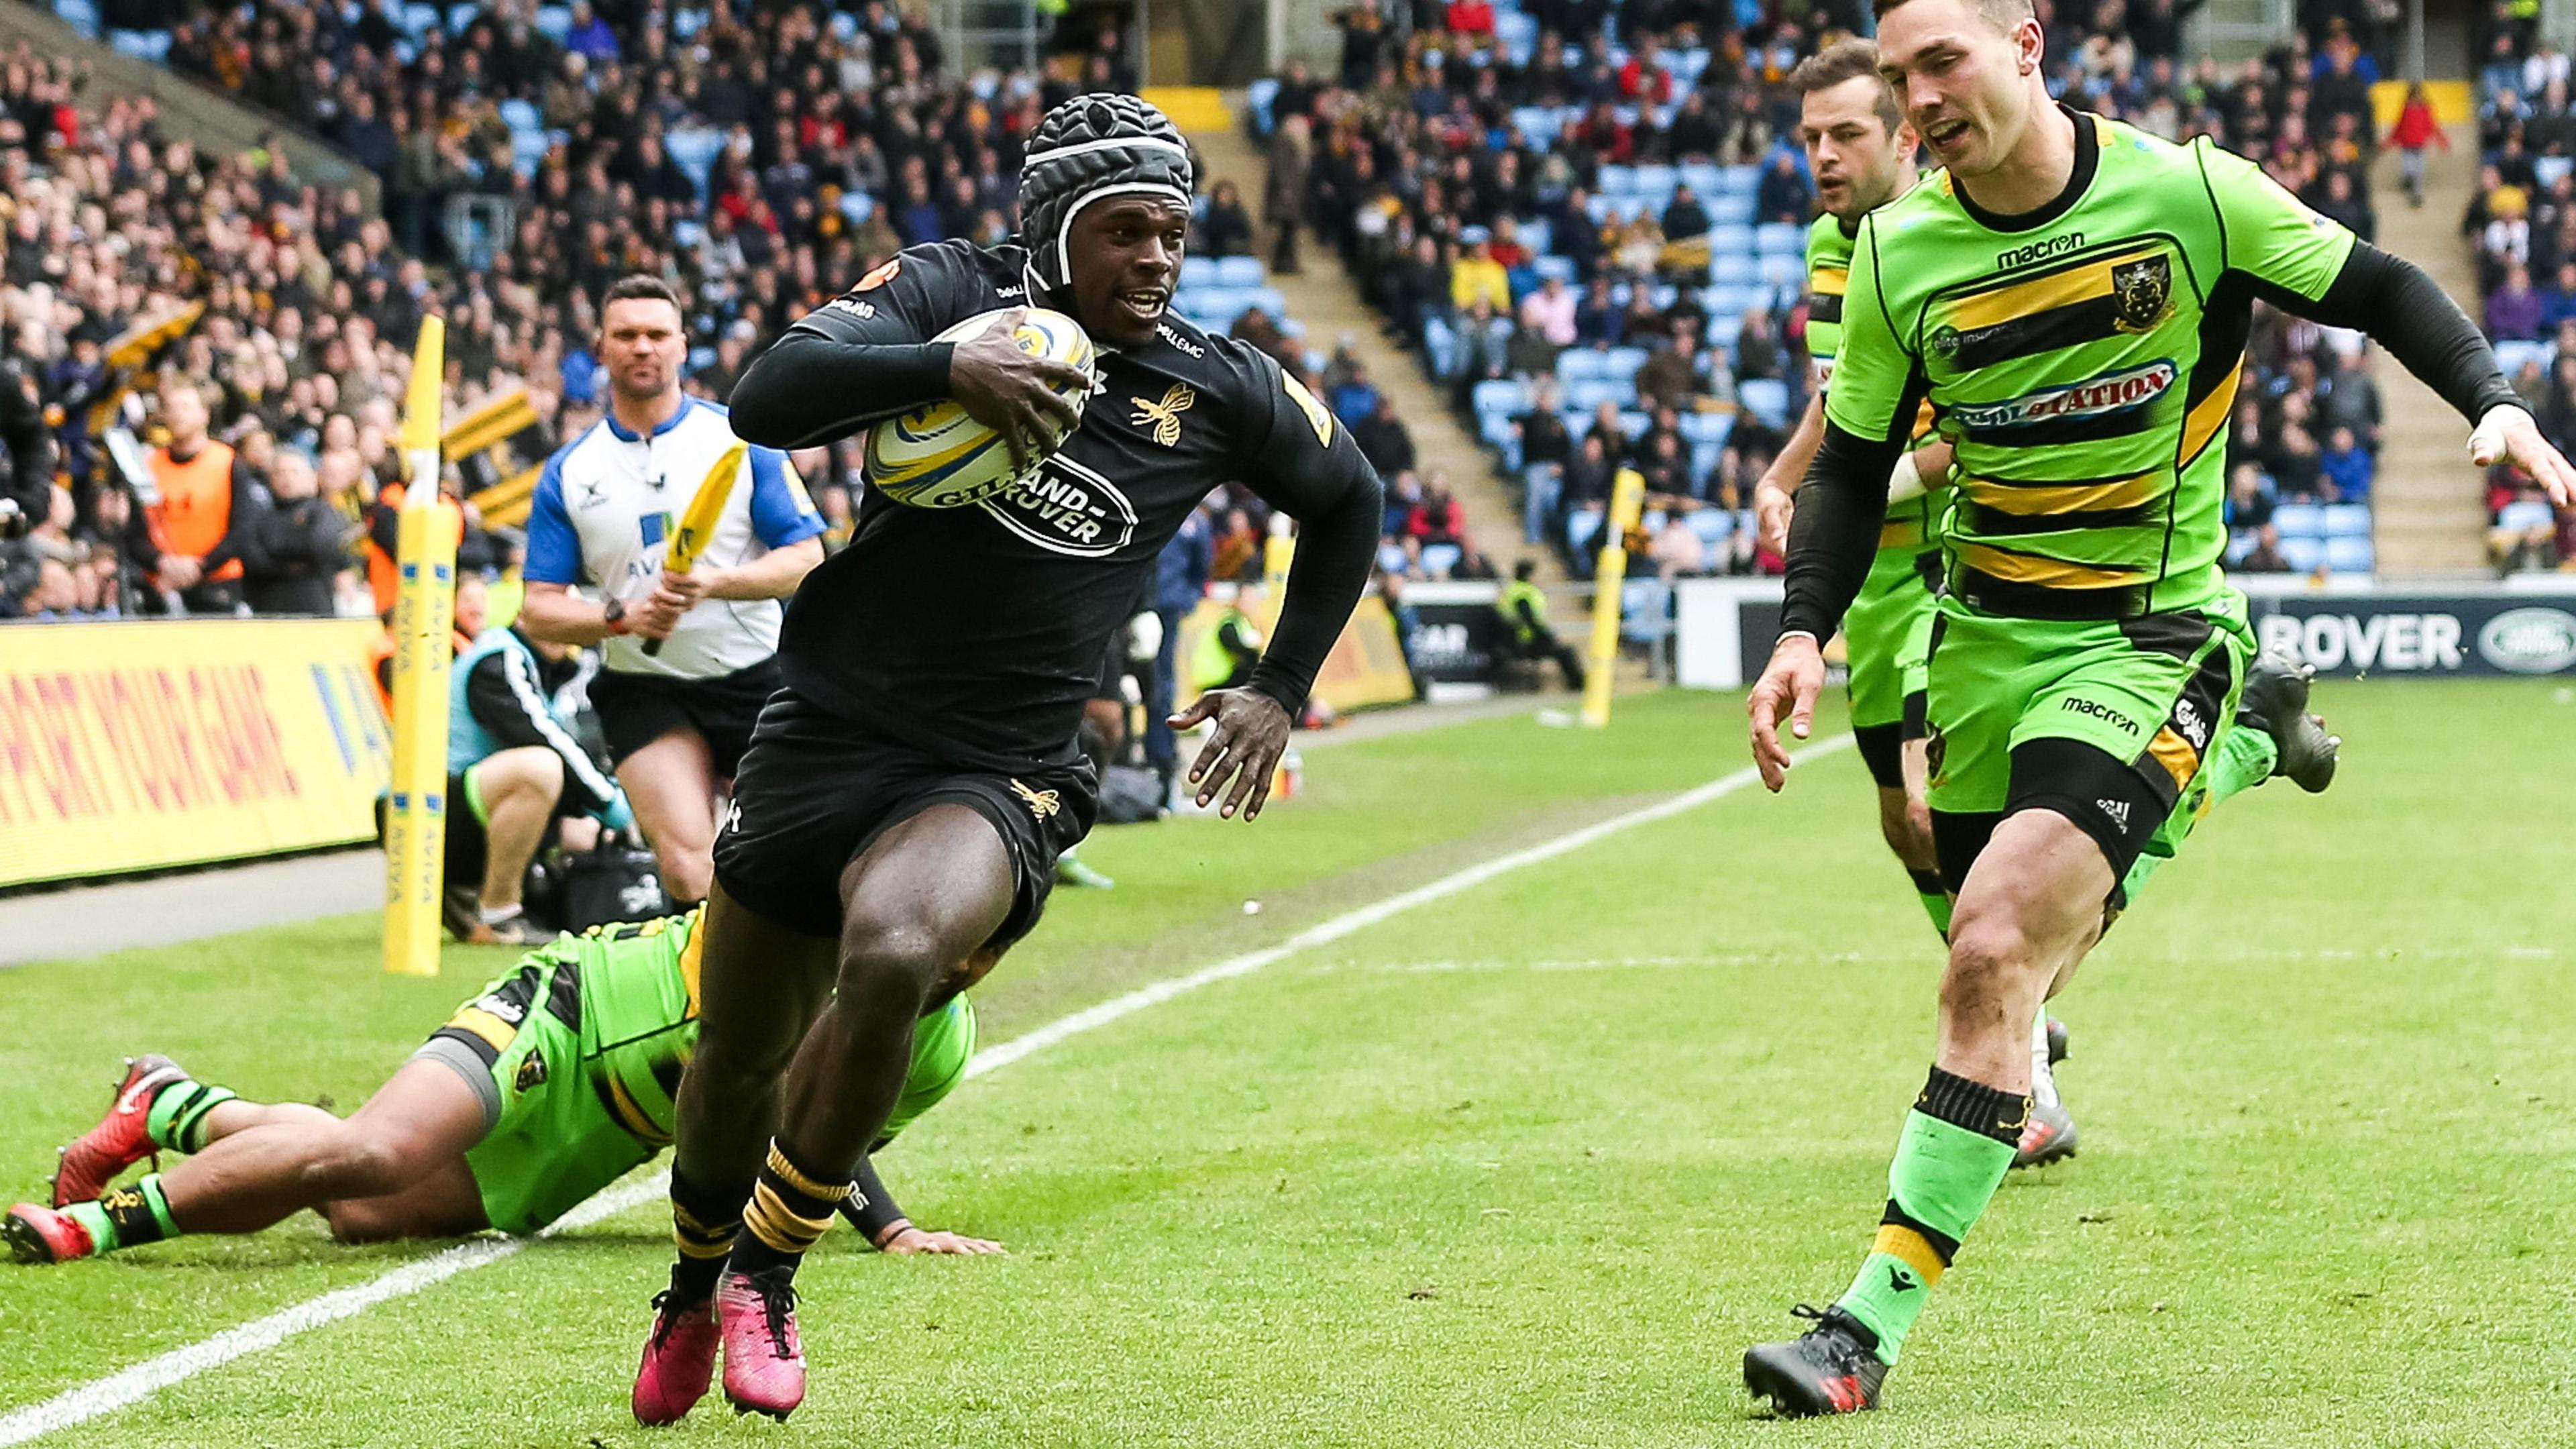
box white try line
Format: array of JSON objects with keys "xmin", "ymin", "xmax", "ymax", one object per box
[{"xmin": 0, "ymin": 736, "xmax": 1848, "ymax": 1446}]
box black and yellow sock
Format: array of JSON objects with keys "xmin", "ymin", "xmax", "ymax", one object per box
[
  {"xmin": 144, "ymin": 1081, "xmax": 237, "ymax": 1154},
  {"xmin": 727, "ymin": 1140, "xmax": 850, "ymax": 1279},
  {"xmin": 669, "ymin": 1167, "xmax": 749, "ymax": 1303},
  {"xmin": 65, "ymin": 1173, "xmax": 178, "ymax": 1255},
  {"xmin": 1906, "ymin": 868, "xmax": 1953, "ymax": 941},
  {"xmin": 1833, "ymin": 1067, "xmax": 2028, "ymax": 1364}
]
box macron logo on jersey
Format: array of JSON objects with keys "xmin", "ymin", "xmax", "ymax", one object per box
[
  {"xmin": 1951, "ymin": 360, "xmax": 2177, "ymax": 433},
  {"xmin": 1996, "ymin": 233, "xmax": 2084, "ymax": 269}
]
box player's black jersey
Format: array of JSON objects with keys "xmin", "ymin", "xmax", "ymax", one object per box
[{"xmin": 729, "ymin": 239, "xmax": 1383, "ymax": 771}]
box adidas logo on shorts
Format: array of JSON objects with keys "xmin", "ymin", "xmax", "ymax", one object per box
[{"xmin": 2096, "ymin": 798, "xmax": 2132, "ymax": 830}]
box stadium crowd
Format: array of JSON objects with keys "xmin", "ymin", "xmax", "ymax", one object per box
[
  {"xmin": 1257, "ymin": 0, "xmax": 2402, "ymax": 580},
  {"xmin": 0, "ymin": 1, "xmax": 1382, "ymax": 625},
  {"xmin": 2463, "ymin": 8, "xmax": 2576, "ymax": 570}
]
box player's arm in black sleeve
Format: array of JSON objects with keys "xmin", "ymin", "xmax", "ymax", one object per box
[
  {"xmin": 838, "ymin": 1158, "xmax": 911, "ymax": 1248},
  {"xmin": 1232, "ymin": 360, "xmax": 1387, "ymax": 714},
  {"xmin": 728, "ymin": 248, "xmax": 977, "ymax": 449},
  {"xmin": 1777, "ymin": 421, "xmax": 1905, "ymax": 642},
  {"xmin": 2258, "ymin": 242, "xmax": 2519, "ymax": 423},
  {"xmin": 0, "ymin": 360, "xmax": 56, "ymax": 539},
  {"xmin": 462, "ymin": 647, "xmax": 621, "ymax": 814}
]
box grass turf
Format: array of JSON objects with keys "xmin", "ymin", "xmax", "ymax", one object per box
[{"xmin": 3, "ymin": 682, "xmax": 2571, "ymax": 1446}]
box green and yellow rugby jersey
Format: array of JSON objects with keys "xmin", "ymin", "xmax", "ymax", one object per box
[
  {"xmin": 1825, "ymin": 110, "xmax": 2357, "ymax": 615},
  {"xmin": 1806, "ymin": 209, "xmax": 1943, "ymax": 569}
]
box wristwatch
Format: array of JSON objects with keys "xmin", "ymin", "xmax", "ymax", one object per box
[{"xmin": 602, "ymin": 597, "xmax": 631, "ymax": 635}]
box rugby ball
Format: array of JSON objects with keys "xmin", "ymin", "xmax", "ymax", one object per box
[{"xmin": 862, "ymin": 309, "xmax": 1097, "ymax": 508}]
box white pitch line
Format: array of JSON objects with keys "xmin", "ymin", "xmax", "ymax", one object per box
[{"xmin": 0, "ymin": 737, "xmax": 1846, "ymax": 1446}]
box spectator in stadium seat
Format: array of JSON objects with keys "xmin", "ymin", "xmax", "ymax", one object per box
[
  {"xmin": 1266, "ymin": 113, "xmax": 1311, "ymax": 274},
  {"xmin": 1650, "ymin": 510, "xmax": 1707, "ymax": 582},
  {"xmin": 1407, "ymin": 472, "xmax": 1466, "ymax": 547},
  {"xmin": 2238, "ymin": 523, "xmax": 2291, "ymax": 573},
  {"xmin": 1635, "ymin": 331, "xmax": 1709, "ymax": 413},
  {"xmin": 1756, "ymin": 150, "xmax": 1813, "ymax": 224},
  {"xmin": 2489, "ymin": 263, "xmax": 2545, "ymax": 341},
  {"xmin": 565, "ymin": 1, "xmax": 621, "ymax": 62},
  {"xmin": 2226, "ymin": 462, "xmax": 2277, "ymax": 533},
  {"xmin": 1451, "ymin": 234, "xmax": 1513, "ymax": 315},
  {"xmin": 1662, "ymin": 183, "xmax": 1712, "ymax": 241},
  {"xmin": 1574, "ymin": 275, "xmax": 1623, "ymax": 345},
  {"xmin": 1519, "ymin": 273, "xmax": 1579, "ymax": 350},
  {"xmin": 1197, "ymin": 180, "xmax": 1256, "ymax": 258},
  {"xmin": 1352, "ymin": 394, "xmax": 1418, "ymax": 478},
  {"xmin": 2319, "ymin": 426, "xmax": 2374, "ymax": 505},
  {"xmin": 1734, "ymin": 305, "xmax": 1786, "ymax": 384},
  {"xmin": 241, "ymin": 449, "xmax": 356, "ymax": 616}
]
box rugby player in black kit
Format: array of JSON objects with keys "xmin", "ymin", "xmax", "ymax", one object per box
[{"xmin": 631, "ymin": 94, "xmax": 1385, "ymax": 1424}]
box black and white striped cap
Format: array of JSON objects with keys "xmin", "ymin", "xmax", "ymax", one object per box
[{"xmin": 1018, "ymin": 93, "xmax": 1194, "ymax": 288}]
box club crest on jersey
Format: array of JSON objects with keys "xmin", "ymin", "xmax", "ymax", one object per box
[
  {"xmin": 2110, "ymin": 256, "xmax": 2173, "ymax": 333},
  {"xmin": 1949, "ymin": 360, "xmax": 2177, "ymax": 432},
  {"xmin": 981, "ymin": 453, "xmax": 1139, "ymax": 557},
  {"xmin": 1130, "ymin": 383, "xmax": 1196, "ymax": 446}
]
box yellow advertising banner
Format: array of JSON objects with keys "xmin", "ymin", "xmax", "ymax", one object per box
[
  {"xmin": 1171, "ymin": 592, "xmax": 1416, "ymax": 714},
  {"xmin": 0, "ymin": 619, "xmax": 392, "ymax": 888}
]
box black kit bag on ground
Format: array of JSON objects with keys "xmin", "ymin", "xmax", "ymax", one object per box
[{"xmin": 560, "ymin": 833, "xmax": 672, "ymax": 931}]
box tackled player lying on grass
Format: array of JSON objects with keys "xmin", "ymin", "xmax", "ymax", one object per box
[{"xmin": 8, "ymin": 908, "xmax": 998, "ymax": 1265}]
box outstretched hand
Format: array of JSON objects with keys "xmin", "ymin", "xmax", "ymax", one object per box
[
  {"xmin": 1169, "ymin": 687, "xmax": 1293, "ymax": 820},
  {"xmin": 2472, "ymin": 405, "xmax": 2576, "ymax": 507},
  {"xmin": 1746, "ymin": 635, "xmax": 1827, "ymax": 792},
  {"xmin": 879, "ymin": 1224, "xmax": 1006, "ymax": 1256},
  {"xmin": 949, "ymin": 307, "xmax": 1094, "ymax": 472}
]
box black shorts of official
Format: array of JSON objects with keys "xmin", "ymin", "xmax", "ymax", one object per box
[
  {"xmin": 586, "ymin": 658, "xmax": 781, "ymax": 776},
  {"xmin": 711, "ymin": 690, "xmax": 1099, "ymax": 949},
  {"xmin": 1851, "ymin": 690, "xmax": 1931, "ymax": 790}
]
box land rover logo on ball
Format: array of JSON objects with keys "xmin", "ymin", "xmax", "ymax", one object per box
[{"xmin": 2476, "ymin": 607, "xmax": 2576, "ymax": 674}]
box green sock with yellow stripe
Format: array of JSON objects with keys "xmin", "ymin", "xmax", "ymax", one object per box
[{"xmin": 1834, "ymin": 1067, "xmax": 2029, "ymax": 1364}]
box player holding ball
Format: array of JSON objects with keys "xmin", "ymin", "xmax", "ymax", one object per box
[{"xmin": 633, "ymin": 93, "xmax": 1386, "ymax": 1424}]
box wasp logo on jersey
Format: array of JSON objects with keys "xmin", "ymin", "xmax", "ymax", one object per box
[
  {"xmin": 2110, "ymin": 256, "xmax": 2173, "ymax": 333},
  {"xmin": 1949, "ymin": 360, "xmax": 2178, "ymax": 433},
  {"xmin": 1130, "ymin": 383, "xmax": 1197, "ymax": 446}
]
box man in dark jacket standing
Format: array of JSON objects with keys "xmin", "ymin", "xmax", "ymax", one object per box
[{"xmin": 243, "ymin": 449, "xmax": 356, "ymax": 615}]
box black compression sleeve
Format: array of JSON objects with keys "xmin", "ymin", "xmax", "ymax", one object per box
[
  {"xmin": 1778, "ymin": 421, "xmax": 1901, "ymax": 642},
  {"xmin": 840, "ymin": 1158, "xmax": 908, "ymax": 1244},
  {"xmin": 2271, "ymin": 242, "xmax": 2519, "ymax": 423},
  {"xmin": 1245, "ymin": 465, "xmax": 1383, "ymax": 714},
  {"xmin": 726, "ymin": 330, "xmax": 957, "ymax": 449}
]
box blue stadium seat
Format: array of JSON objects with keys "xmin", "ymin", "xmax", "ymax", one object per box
[
  {"xmin": 1705, "ymin": 313, "xmax": 1745, "ymax": 349},
  {"xmin": 1421, "ymin": 543, "xmax": 1463, "ymax": 576},
  {"xmin": 2324, "ymin": 535, "xmax": 2375, "ymax": 573},
  {"xmin": 837, "ymin": 189, "xmax": 873, "ymax": 226},
  {"xmin": 1669, "ymin": 47, "xmax": 1711, "ymax": 87},
  {"xmin": 1532, "ymin": 254, "xmax": 1578, "ymax": 286},
  {"xmin": 1179, "ymin": 256, "xmax": 1218, "ymax": 288},
  {"xmin": 1556, "ymin": 350, "xmax": 1605, "ymax": 382},
  {"xmin": 1216, "ymin": 256, "xmax": 1266, "ymax": 288},
  {"xmin": 1622, "ymin": 580, "xmax": 1673, "ymax": 642},
  {"xmin": 447, "ymin": 2, "xmax": 478, "ymax": 32},
  {"xmin": 1246, "ymin": 285, "xmax": 1287, "ymax": 317},
  {"xmin": 1512, "ymin": 105, "xmax": 1556, "ymax": 144},
  {"xmin": 1677, "ymin": 162, "xmax": 1725, "ymax": 198},
  {"xmin": 1378, "ymin": 541, "xmax": 1411, "ymax": 574},
  {"xmin": 2493, "ymin": 338, "xmax": 2552, "ymax": 377},
  {"xmin": 107, "ymin": 29, "xmax": 170, "ymax": 61},
  {"xmin": 666, "ymin": 127, "xmax": 722, "ymax": 197},
  {"xmin": 1711, "ymin": 253, "xmax": 1760, "ymax": 286},
  {"xmin": 1472, "ymin": 378, "xmax": 1529, "ymax": 420},
  {"xmin": 1581, "ymin": 193, "xmax": 1615, "ymax": 225},
  {"xmin": 1737, "ymin": 379, "xmax": 1791, "ymax": 428},
  {"xmin": 510, "ymin": 131, "xmax": 551, "ymax": 176},
  {"xmin": 1707, "ymin": 284, "xmax": 1769, "ymax": 317},
  {"xmin": 1597, "ymin": 165, "xmax": 1638, "ymax": 197},
  {"xmin": 1568, "ymin": 510, "xmax": 1604, "ymax": 555},
  {"xmin": 671, "ymin": 219, "xmax": 704, "ymax": 249},
  {"xmin": 400, "ymin": 3, "xmax": 439, "ymax": 37},
  {"xmin": 1758, "ymin": 253, "xmax": 1803, "ymax": 291},
  {"xmin": 1633, "ymin": 164, "xmax": 1676, "ymax": 199},
  {"xmin": 1707, "ymin": 223, "xmax": 1756, "ymax": 260},
  {"xmin": 1679, "ymin": 411, "xmax": 1735, "ymax": 447},
  {"xmin": 1705, "ymin": 193, "xmax": 1759, "ymax": 228},
  {"xmin": 1520, "ymin": 215, "xmax": 1554, "ymax": 253},
  {"xmin": 54, "ymin": 0, "xmax": 101, "ymax": 36},
  {"xmin": 1686, "ymin": 508, "xmax": 1733, "ymax": 545},
  {"xmin": 534, "ymin": 4, "xmax": 572, "ymax": 41},
  {"xmin": 1715, "ymin": 164, "xmax": 1761, "ymax": 196},
  {"xmin": 1246, "ymin": 78, "xmax": 1280, "ymax": 136},
  {"xmin": 2279, "ymin": 536, "xmax": 2326, "ymax": 572},
  {"xmin": 498, "ymin": 98, "xmax": 542, "ymax": 134},
  {"xmin": 2273, "ymin": 503, "xmax": 2327, "ymax": 539},
  {"xmin": 1563, "ymin": 378, "xmax": 1626, "ymax": 415},
  {"xmin": 1755, "ymin": 223, "xmax": 1807, "ymax": 257},
  {"xmin": 1601, "ymin": 346, "xmax": 1649, "ymax": 382},
  {"xmin": 2322, "ymin": 504, "xmax": 2372, "ymax": 538},
  {"xmin": 1690, "ymin": 441, "xmax": 1723, "ymax": 484},
  {"xmin": 2498, "ymin": 498, "xmax": 2555, "ymax": 531},
  {"xmin": 1617, "ymin": 409, "xmax": 1652, "ymax": 438},
  {"xmin": 1421, "ymin": 315, "xmax": 1460, "ymax": 378}
]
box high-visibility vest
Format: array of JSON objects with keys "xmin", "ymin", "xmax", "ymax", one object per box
[
  {"xmin": 366, "ymin": 481, "xmax": 466, "ymax": 615},
  {"xmin": 1497, "ymin": 579, "xmax": 1547, "ymax": 643},
  {"xmin": 150, "ymin": 440, "xmax": 242, "ymax": 581}
]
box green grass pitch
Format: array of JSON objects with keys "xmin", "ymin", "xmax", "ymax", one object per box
[{"xmin": 2, "ymin": 683, "xmax": 2571, "ymax": 1446}]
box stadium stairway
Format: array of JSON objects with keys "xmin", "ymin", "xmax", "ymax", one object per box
[
  {"xmin": 2369, "ymin": 105, "xmax": 2488, "ymax": 576},
  {"xmin": 1192, "ymin": 115, "xmax": 1560, "ymax": 592}
]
